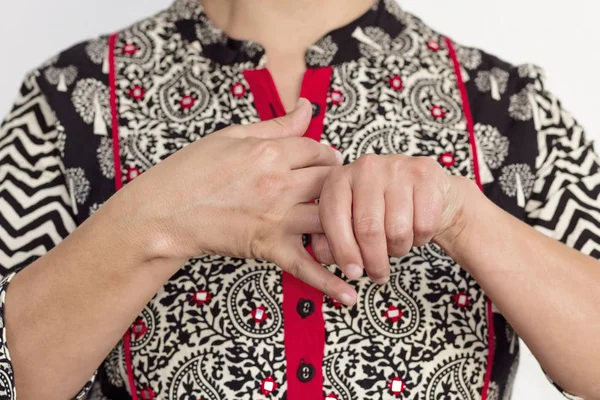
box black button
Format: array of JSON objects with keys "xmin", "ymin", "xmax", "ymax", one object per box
[
  {"xmin": 297, "ymin": 298, "xmax": 315, "ymax": 318},
  {"xmin": 302, "ymin": 233, "xmax": 311, "ymax": 247},
  {"xmin": 297, "ymin": 360, "xmax": 315, "ymax": 382},
  {"xmin": 311, "ymin": 102, "xmax": 321, "ymax": 118}
]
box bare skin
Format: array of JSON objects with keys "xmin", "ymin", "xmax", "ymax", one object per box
[{"xmin": 5, "ymin": 0, "xmax": 600, "ymax": 399}]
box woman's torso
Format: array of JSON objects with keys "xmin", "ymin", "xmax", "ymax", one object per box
[{"xmin": 34, "ymin": 0, "xmax": 537, "ymax": 398}]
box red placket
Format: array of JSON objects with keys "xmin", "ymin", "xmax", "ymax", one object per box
[{"xmin": 244, "ymin": 67, "xmax": 333, "ymax": 400}]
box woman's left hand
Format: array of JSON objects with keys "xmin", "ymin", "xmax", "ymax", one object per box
[{"xmin": 312, "ymin": 153, "xmax": 476, "ymax": 284}]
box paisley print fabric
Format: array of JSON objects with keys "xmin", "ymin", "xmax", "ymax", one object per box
[{"xmin": 0, "ymin": 0, "xmax": 597, "ymax": 399}]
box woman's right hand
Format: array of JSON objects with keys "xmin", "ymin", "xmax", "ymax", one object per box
[{"xmin": 116, "ymin": 99, "xmax": 357, "ymax": 305}]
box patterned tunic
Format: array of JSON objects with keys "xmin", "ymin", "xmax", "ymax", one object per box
[{"xmin": 0, "ymin": 0, "xmax": 597, "ymax": 399}]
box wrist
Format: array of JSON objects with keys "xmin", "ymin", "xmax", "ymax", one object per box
[
  {"xmin": 100, "ymin": 187, "xmax": 188, "ymax": 271},
  {"xmin": 434, "ymin": 176, "xmax": 484, "ymax": 259}
]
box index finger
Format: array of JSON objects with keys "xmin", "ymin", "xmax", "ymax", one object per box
[{"xmin": 272, "ymin": 239, "xmax": 357, "ymax": 307}]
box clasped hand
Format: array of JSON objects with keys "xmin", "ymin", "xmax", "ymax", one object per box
[{"xmin": 123, "ymin": 99, "xmax": 472, "ymax": 306}]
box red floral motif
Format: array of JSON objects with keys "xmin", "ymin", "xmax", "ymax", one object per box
[
  {"xmin": 427, "ymin": 40, "xmax": 441, "ymax": 51},
  {"xmin": 122, "ymin": 43, "xmax": 139, "ymax": 56},
  {"xmin": 126, "ymin": 167, "xmax": 141, "ymax": 181},
  {"xmin": 139, "ymin": 387, "xmax": 155, "ymax": 400},
  {"xmin": 260, "ymin": 376, "xmax": 277, "ymax": 395},
  {"xmin": 251, "ymin": 305, "xmax": 269, "ymax": 324},
  {"xmin": 180, "ymin": 95, "xmax": 196, "ymax": 110},
  {"xmin": 439, "ymin": 152, "xmax": 456, "ymax": 168},
  {"xmin": 454, "ymin": 292, "xmax": 470, "ymax": 308},
  {"xmin": 327, "ymin": 297, "xmax": 343, "ymax": 308},
  {"xmin": 325, "ymin": 393, "xmax": 339, "ymax": 400},
  {"xmin": 128, "ymin": 85, "xmax": 145, "ymax": 100},
  {"xmin": 385, "ymin": 305, "xmax": 404, "ymax": 323},
  {"xmin": 430, "ymin": 105, "xmax": 446, "ymax": 119},
  {"xmin": 132, "ymin": 318, "xmax": 147, "ymax": 340},
  {"xmin": 388, "ymin": 377, "xmax": 407, "ymax": 396},
  {"xmin": 329, "ymin": 90, "xmax": 344, "ymax": 105},
  {"xmin": 191, "ymin": 290, "xmax": 211, "ymax": 306},
  {"xmin": 231, "ymin": 82, "xmax": 246, "ymax": 98},
  {"xmin": 388, "ymin": 75, "xmax": 404, "ymax": 91}
]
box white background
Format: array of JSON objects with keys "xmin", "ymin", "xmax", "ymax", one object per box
[{"xmin": 0, "ymin": 1, "xmax": 597, "ymax": 399}]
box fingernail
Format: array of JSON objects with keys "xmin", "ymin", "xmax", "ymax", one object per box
[
  {"xmin": 345, "ymin": 263, "xmax": 363, "ymax": 280},
  {"xmin": 339, "ymin": 291, "xmax": 355, "ymax": 307},
  {"xmin": 335, "ymin": 149, "xmax": 343, "ymax": 164}
]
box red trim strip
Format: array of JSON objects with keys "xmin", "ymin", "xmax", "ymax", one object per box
[
  {"xmin": 123, "ymin": 330, "xmax": 139, "ymax": 400},
  {"xmin": 243, "ymin": 69, "xmax": 286, "ymax": 120},
  {"xmin": 108, "ymin": 33, "xmax": 124, "ymax": 192},
  {"xmin": 245, "ymin": 67, "xmax": 332, "ymax": 400},
  {"xmin": 445, "ymin": 37, "xmax": 495, "ymax": 400},
  {"xmin": 109, "ymin": 33, "xmax": 138, "ymax": 400}
]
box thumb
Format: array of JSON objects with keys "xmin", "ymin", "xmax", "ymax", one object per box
[{"xmin": 231, "ymin": 98, "xmax": 312, "ymax": 139}]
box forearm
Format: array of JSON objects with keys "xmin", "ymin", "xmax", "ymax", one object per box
[
  {"xmin": 5, "ymin": 191, "xmax": 184, "ymax": 400},
  {"xmin": 438, "ymin": 182, "xmax": 600, "ymax": 399}
]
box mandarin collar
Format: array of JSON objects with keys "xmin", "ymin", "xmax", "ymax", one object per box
[{"xmin": 168, "ymin": 0, "xmax": 407, "ymax": 67}]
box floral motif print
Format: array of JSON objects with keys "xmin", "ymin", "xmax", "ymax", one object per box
[
  {"xmin": 306, "ymin": 36, "xmax": 339, "ymax": 67},
  {"xmin": 509, "ymin": 85, "xmax": 535, "ymax": 121},
  {"xmin": 44, "ymin": 65, "xmax": 78, "ymax": 92},
  {"xmin": 0, "ymin": 1, "xmax": 597, "ymax": 400},
  {"xmin": 499, "ymin": 163, "xmax": 536, "ymax": 208},
  {"xmin": 71, "ymin": 78, "xmax": 111, "ymax": 135},
  {"xmin": 475, "ymin": 68, "xmax": 509, "ymax": 100}
]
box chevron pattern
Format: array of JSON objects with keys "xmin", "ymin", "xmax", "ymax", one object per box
[
  {"xmin": 525, "ymin": 81, "xmax": 600, "ymax": 259},
  {"xmin": 0, "ymin": 73, "xmax": 76, "ymax": 274}
]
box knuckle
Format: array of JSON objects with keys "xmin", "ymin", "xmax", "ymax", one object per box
[
  {"xmin": 413, "ymin": 220, "xmax": 436, "ymax": 245},
  {"xmin": 355, "ymin": 217, "xmax": 384, "ymax": 244},
  {"xmin": 254, "ymin": 140, "xmax": 283, "ymax": 161},
  {"xmin": 412, "ymin": 156, "xmax": 437, "ymax": 178},
  {"xmin": 357, "ymin": 153, "xmax": 379, "ymax": 169},
  {"xmin": 389, "ymin": 158, "xmax": 405, "ymax": 175},
  {"xmin": 386, "ymin": 222, "xmax": 412, "ymax": 244}
]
